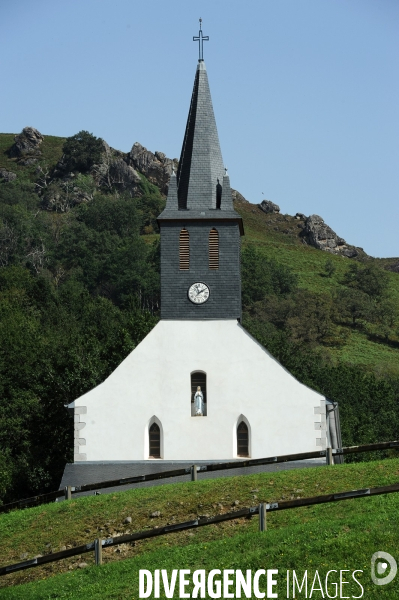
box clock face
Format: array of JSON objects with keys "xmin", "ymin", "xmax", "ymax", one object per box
[{"xmin": 188, "ymin": 282, "xmax": 210, "ymax": 304}]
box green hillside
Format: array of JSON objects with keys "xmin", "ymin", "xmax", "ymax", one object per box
[
  {"xmin": 236, "ymin": 200, "xmax": 399, "ymax": 376},
  {"xmin": 1, "ymin": 459, "xmax": 399, "ymax": 597},
  {"xmin": 0, "ymin": 128, "xmax": 398, "ymax": 507}
]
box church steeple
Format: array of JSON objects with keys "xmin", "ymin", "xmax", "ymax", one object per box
[{"xmin": 177, "ymin": 60, "xmax": 228, "ymax": 211}]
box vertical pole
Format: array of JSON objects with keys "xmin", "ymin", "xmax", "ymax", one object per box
[
  {"xmin": 326, "ymin": 447, "xmax": 333, "ymax": 465},
  {"xmin": 191, "ymin": 465, "xmax": 197, "ymax": 481},
  {"xmin": 259, "ymin": 503, "xmax": 267, "ymax": 532},
  {"xmin": 64, "ymin": 485, "xmax": 72, "ymax": 500},
  {"xmin": 94, "ymin": 538, "xmax": 103, "ymax": 565}
]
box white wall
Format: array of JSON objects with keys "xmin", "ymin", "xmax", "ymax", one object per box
[{"xmin": 71, "ymin": 320, "xmax": 326, "ymax": 461}]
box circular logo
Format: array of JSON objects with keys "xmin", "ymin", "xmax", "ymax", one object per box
[{"xmin": 371, "ymin": 551, "xmax": 397, "ymax": 586}]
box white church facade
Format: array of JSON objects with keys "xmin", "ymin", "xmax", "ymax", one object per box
[
  {"xmin": 69, "ymin": 28, "xmax": 331, "ymax": 465},
  {"xmin": 71, "ymin": 320, "xmax": 327, "ymax": 461}
]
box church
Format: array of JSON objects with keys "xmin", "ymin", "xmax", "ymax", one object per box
[{"xmin": 68, "ymin": 26, "xmax": 333, "ymax": 468}]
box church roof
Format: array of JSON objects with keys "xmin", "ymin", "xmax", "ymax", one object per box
[{"xmin": 158, "ymin": 59, "xmax": 243, "ymax": 229}]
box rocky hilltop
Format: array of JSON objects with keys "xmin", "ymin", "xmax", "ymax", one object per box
[
  {"xmin": 0, "ymin": 127, "xmax": 367, "ymax": 258},
  {"xmin": 250, "ymin": 197, "xmax": 361, "ymax": 258}
]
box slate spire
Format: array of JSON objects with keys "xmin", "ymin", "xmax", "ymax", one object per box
[{"xmin": 176, "ymin": 60, "xmax": 228, "ymax": 211}]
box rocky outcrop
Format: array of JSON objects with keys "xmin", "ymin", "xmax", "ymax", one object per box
[
  {"xmin": 0, "ymin": 168, "xmax": 17, "ymax": 182},
  {"xmin": 9, "ymin": 127, "xmax": 44, "ymax": 160},
  {"xmin": 92, "ymin": 156, "xmax": 141, "ymax": 194},
  {"xmin": 109, "ymin": 158, "xmax": 141, "ymax": 189},
  {"xmin": 259, "ymin": 199, "xmax": 280, "ymax": 214},
  {"xmin": 127, "ymin": 142, "xmax": 178, "ymax": 194},
  {"xmin": 303, "ymin": 214, "xmax": 358, "ymax": 257}
]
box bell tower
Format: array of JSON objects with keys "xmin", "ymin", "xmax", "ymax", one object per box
[{"xmin": 157, "ymin": 22, "xmax": 244, "ymax": 320}]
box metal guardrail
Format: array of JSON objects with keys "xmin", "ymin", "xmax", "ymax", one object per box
[
  {"xmin": 1, "ymin": 480, "xmax": 399, "ymax": 576},
  {"xmin": 0, "ymin": 440, "xmax": 398, "ymax": 515},
  {"xmin": 0, "ymin": 490, "xmax": 65, "ymax": 513}
]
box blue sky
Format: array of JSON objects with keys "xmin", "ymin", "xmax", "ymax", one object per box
[{"xmin": 1, "ymin": 0, "xmax": 398, "ymax": 257}]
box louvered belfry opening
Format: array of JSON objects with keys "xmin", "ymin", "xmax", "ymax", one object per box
[
  {"xmin": 179, "ymin": 228, "xmax": 190, "ymax": 270},
  {"xmin": 191, "ymin": 371, "xmax": 207, "ymax": 416},
  {"xmin": 209, "ymin": 228, "xmax": 219, "ymax": 270},
  {"xmin": 237, "ymin": 421, "xmax": 249, "ymax": 457},
  {"xmin": 149, "ymin": 423, "xmax": 161, "ymax": 458}
]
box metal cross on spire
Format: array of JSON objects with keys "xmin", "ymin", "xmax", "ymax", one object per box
[{"xmin": 193, "ymin": 18, "xmax": 209, "ymax": 61}]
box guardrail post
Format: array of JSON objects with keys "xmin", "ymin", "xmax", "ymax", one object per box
[
  {"xmin": 326, "ymin": 447, "xmax": 333, "ymax": 465},
  {"xmin": 191, "ymin": 465, "xmax": 197, "ymax": 481},
  {"xmin": 64, "ymin": 486, "xmax": 72, "ymax": 500},
  {"xmin": 94, "ymin": 538, "xmax": 103, "ymax": 565},
  {"xmin": 259, "ymin": 503, "xmax": 267, "ymax": 532}
]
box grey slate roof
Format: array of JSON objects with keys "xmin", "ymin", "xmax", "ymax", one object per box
[
  {"xmin": 157, "ymin": 59, "xmax": 241, "ymax": 223},
  {"xmin": 177, "ymin": 60, "xmax": 226, "ymax": 212}
]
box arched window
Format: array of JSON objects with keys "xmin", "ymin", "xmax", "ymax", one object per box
[
  {"xmin": 237, "ymin": 421, "xmax": 249, "ymax": 457},
  {"xmin": 191, "ymin": 371, "xmax": 207, "ymax": 416},
  {"xmin": 209, "ymin": 228, "xmax": 219, "ymax": 270},
  {"xmin": 149, "ymin": 423, "xmax": 161, "ymax": 458},
  {"xmin": 179, "ymin": 228, "xmax": 189, "ymax": 270}
]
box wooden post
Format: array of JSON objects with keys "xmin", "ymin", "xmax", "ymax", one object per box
[
  {"xmin": 191, "ymin": 465, "xmax": 197, "ymax": 481},
  {"xmin": 326, "ymin": 447, "xmax": 333, "ymax": 465},
  {"xmin": 94, "ymin": 538, "xmax": 102, "ymax": 565},
  {"xmin": 64, "ymin": 486, "xmax": 72, "ymax": 500},
  {"xmin": 259, "ymin": 503, "xmax": 267, "ymax": 532}
]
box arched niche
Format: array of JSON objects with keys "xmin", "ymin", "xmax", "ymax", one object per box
[{"xmin": 191, "ymin": 371, "xmax": 207, "ymax": 416}]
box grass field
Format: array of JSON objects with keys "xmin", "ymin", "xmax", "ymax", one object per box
[{"xmin": 1, "ymin": 458, "xmax": 399, "ymax": 597}]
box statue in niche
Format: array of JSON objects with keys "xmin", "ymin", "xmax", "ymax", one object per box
[{"xmin": 194, "ymin": 386, "xmax": 204, "ymax": 416}]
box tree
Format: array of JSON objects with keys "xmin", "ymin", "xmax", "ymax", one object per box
[
  {"xmin": 62, "ymin": 131, "xmax": 104, "ymax": 173},
  {"xmin": 335, "ymin": 287, "xmax": 371, "ymax": 326},
  {"xmin": 342, "ymin": 262, "xmax": 389, "ymax": 299},
  {"xmin": 285, "ymin": 290, "xmax": 334, "ymax": 346}
]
